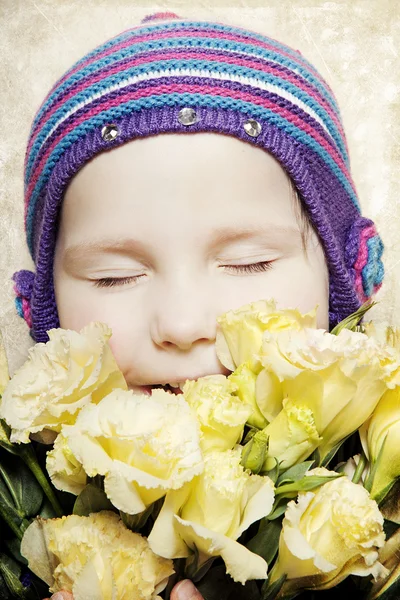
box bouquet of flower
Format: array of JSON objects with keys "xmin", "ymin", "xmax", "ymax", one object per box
[{"xmin": 0, "ymin": 299, "xmax": 399, "ymax": 600}]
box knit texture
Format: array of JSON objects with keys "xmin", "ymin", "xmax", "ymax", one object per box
[{"xmin": 15, "ymin": 12, "xmax": 384, "ymax": 341}]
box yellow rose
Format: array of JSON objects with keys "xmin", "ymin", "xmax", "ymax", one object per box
[
  {"xmin": 216, "ymin": 299, "xmax": 317, "ymax": 372},
  {"xmin": 257, "ymin": 328, "xmax": 390, "ymax": 465},
  {"xmin": 47, "ymin": 388, "xmax": 203, "ymax": 514},
  {"xmin": 0, "ymin": 322, "xmax": 127, "ymax": 443},
  {"xmin": 360, "ymin": 386, "xmax": 400, "ymax": 503},
  {"xmin": 228, "ymin": 362, "xmax": 269, "ymax": 429},
  {"xmin": 148, "ymin": 448, "xmax": 275, "ymax": 584},
  {"xmin": 362, "ymin": 321, "xmax": 400, "ymax": 387},
  {"xmin": 261, "ymin": 394, "xmax": 322, "ymax": 471},
  {"xmin": 20, "ymin": 511, "xmax": 174, "ymax": 600},
  {"xmin": 268, "ymin": 475, "xmax": 387, "ymax": 597},
  {"xmin": 182, "ymin": 374, "xmax": 252, "ymax": 451}
]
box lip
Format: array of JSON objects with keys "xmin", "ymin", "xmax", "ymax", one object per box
[{"xmin": 130, "ymin": 372, "xmax": 227, "ymax": 396}]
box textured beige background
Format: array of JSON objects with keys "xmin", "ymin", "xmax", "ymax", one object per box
[{"xmin": 0, "ymin": 0, "xmax": 399, "ymax": 375}]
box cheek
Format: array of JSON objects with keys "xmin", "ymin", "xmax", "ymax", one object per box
[{"xmin": 240, "ymin": 258, "xmax": 329, "ymax": 329}]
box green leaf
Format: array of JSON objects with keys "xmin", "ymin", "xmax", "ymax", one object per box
[
  {"xmin": 267, "ymin": 497, "xmax": 290, "ymax": 521},
  {"xmin": 319, "ymin": 433, "xmax": 355, "ymax": 468},
  {"xmin": 381, "ymin": 480, "xmax": 400, "ymax": 524},
  {"xmin": 185, "ymin": 545, "xmax": 215, "ymax": 582},
  {"xmin": 38, "ymin": 497, "xmax": 57, "ymax": 520},
  {"xmin": 3, "ymin": 538, "xmax": 27, "ymax": 567},
  {"xmin": 0, "ymin": 552, "xmax": 31, "ymax": 598},
  {"xmin": 275, "ymin": 473, "xmax": 343, "ymax": 497},
  {"xmin": 261, "ymin": 574, "xmax": 287, "ymax": 600},
  {"xmin": 246, "ymin": 517, "xmax": 282, "ymax": 565},
  {"xmin": 120, "ymin": 504, "xmax": 154, "ymax": 532},
  {"xmin": 276, "ymin": 461, "xmax": 315, "ymax": 487},
  {"xmin": 262, "ymin": 458, "xmax": 280, "ymax": 484},
  {"xmin": 308, "ymin": 448, "xmax": 321, "ymax": 468},
  {"xmin": 0, "ymin": 571, "xmax": 13, "ymax": 600},
  {"xmin": 0, "ymin": 452, "xmax": 43, "ymax": 517},
  {"xmin": 0, "ymin": 420, "xmax": 20, "ymax": 456},
  {"xmin": 0, "ymin": 469, "xmax": 26, "ymax": 539},
  {"xmin": 73, "ymin": 483, "xmax": 114, "ymax": 517},
  {"xmin": 196, "ymin": 564, "xmax": 261, "ymax": 600},
  {"xmin": 330, "ymin": 300, "xmax": 376, "ymax": 335}
]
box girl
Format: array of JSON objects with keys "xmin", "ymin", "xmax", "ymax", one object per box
[{"xmin": 11, "ymin": 11, "xmax": 384, "ymax": 600}]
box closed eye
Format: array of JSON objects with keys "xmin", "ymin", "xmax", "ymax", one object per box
[
  {"xmin": 91, "ymin": 261, "xmax": 274, "ymax": 288},
  {"xmin": 222, "ymin": 260, "xmax": 274, "ymax": 275},
  {"xmin": 92, "ymin": 275, "xmax": 144, "ymax": 288}
]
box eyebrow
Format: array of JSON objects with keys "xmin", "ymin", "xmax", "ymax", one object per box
[{"xmin": 62, "ymin": 224, "xmax": 302, "ymax": 267}]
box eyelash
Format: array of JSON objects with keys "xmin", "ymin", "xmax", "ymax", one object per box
[{"xmin": 92, "ymin": 261, "xmax": 274, "ymax": 288}]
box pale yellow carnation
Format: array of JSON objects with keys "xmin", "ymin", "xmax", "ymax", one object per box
[
  {"xmin": 216, "ymin": 299, "xmax": 317, "ymax": 372},
  {"xmin": 182, "ymin": 374, "xmax": 252, "ymax": 451},
  {"xmin": 259, "ymin": 326, "xmax": 398, "ymax": 388},
  {"xmin": 256, "ymin": 327, "xmax": 391, "ymax": 464},
  {"xmin": 148, "ymin": 448, "xmax": 275, "ymax": 585},
  {"xmin": 360, "ymin": 386, "xmax": 400, "ymax": 503},
  {"xmin": 0, "ymin": 322, "xmax": 127, "ymax": 443},
  {"xmin": 228, "ymin": 362, "xmax": 269, "ymax": 429},
  {"xmin": 48, "ymin": 388, "xmax": 203, "ymax": 514},
  {"xmin": 46, "ymin": 432, "xmax": 87, "ymax": 496},
  {"xmin": 20, "ymin": 511, "xmax": 174, "ymax": 600},
  {"xmin": 269, "ymin": 475, "xmax": 387, "ymax": 596}
]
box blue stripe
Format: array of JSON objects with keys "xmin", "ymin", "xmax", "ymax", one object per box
[
  {"xmin": 26, "ymin": 91, "xmax": 360, "ymax": 254},
  {"xmin": 70, "ymin": 20, "xmax": 331, "ymax": 98},
  {"xmin": 28, "ymin": 35, "xmax": 343, "ymax": 165},
  {"xmin": 362, "ymin": 237, "xmax": 384, "ymax": 295},
  {"xmin": 31, "ymin": 20, "xmax": 334, "ymax": 134},
  {"xmin": 25, "ymin": 57, "xmax": 347, "ymax": 184},
  {"xmin": 15, "ymin": 297, "xmax": 23, "ymax": 319}
]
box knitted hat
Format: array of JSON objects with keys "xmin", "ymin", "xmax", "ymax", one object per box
[{"xmin": 14, "ymin": 11, "xmax": 384, "ymax": 342}]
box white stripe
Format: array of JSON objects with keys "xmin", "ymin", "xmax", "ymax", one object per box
[{"xmin": 40, "ymin": 67, "xmax": 333, "ymax": 147}]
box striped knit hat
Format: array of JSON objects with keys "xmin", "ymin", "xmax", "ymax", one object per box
[{"xmin": 14, "ymin": 11, "xmax": 384, "ymax": 342}]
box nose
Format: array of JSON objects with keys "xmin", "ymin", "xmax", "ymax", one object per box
[{"xmin": 150, "ymin": 275, "xmax": 217, "ymax": 351}]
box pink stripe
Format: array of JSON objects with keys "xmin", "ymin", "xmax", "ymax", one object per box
[
  {"xmin": 354, "ymin": 274, "xmax": 367, "ymax": 302},
  {"xmin": 28, "ymin": 48, "xmax": 344, "ymax": 159},
  {"xmin": 25, "ymin": 80, "xmax": 353, "ymax": 222},
  {"xmin": 354, "ymin": 225, "xmax": 377, "ymax": 272},
  {"xmin": 28, "ymin": 28, "xmax": 335, "ymax": 148},
  {"xmin": 28, "ymin": 51, "xmax": 341, "ymax": 157},
  {"xmin": 354, "ymin": 275, "xmax": 382, "ymax": 303},
  {"xmin": 22, "ymin": 298, "xmax": 32, "ymax": 328},
  {"xmin": 62, "ymin": 29, "xmax": 326, "ymax": 88},
  {"xmin": 353, "ymin": 224, "xmax": 380, "ymax": 302}
]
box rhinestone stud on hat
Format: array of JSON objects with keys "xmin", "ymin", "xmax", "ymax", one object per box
[
  {"xmin": 243, "ymin": 119, "xmax": 262, "ymax": 137},
  {"xmin": 101, "ymin": 124, "xmax": 120, "ymax": 141},
  {"xmin": 178, "ymin": 107, "xmax": 198, "ymax": 126}
]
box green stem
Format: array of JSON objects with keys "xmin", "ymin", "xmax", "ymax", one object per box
[
  {"xmin": 0, "ymin": 502, "xmax": 23, "ymax": 540},
  {"xmin": 0, "ymin": 462, "xmax": 24, "ymax": 517},
  {"xmin": 352, "ymin": 453, "xmax": 367, "ymax": 485},
  {"xmin": 19, "ymin": 445, "xmax": 63, "ymax": 517}
]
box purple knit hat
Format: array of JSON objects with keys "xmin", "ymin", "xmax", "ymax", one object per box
[{"xmin": 14, "ymin": 11, "xmax": 384, "ymax": 341}]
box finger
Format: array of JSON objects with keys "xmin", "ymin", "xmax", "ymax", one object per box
[
  {"xmin": 171, "ymin": 579, "xmax": 204, "ymax": 600},
  {"xmin": 49, "ymin": 592, "xmax": 74, "ymax": 600}
]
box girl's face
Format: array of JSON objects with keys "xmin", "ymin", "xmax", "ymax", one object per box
[{"xmin": 53, "ymin": 133, "xmax": 329, "ymax": 391}]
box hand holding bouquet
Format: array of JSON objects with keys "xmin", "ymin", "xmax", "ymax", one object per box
[{"xmin": 0, "ymin": 299, "xmax": 399, "ymax": 599}]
